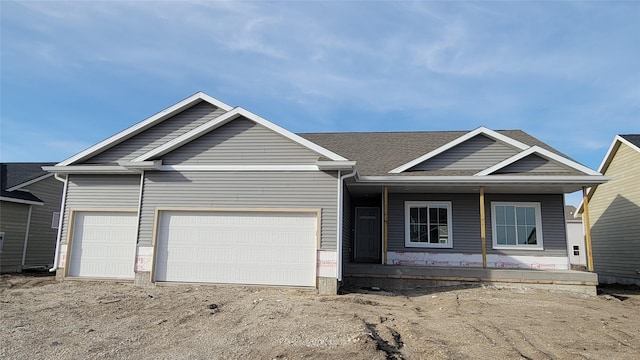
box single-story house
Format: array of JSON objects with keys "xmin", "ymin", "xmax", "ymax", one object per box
[
  {"xmin": 1, "ymin": 162, "xmax": 63, "ymax": 272},
  {"xmin": 579, "ymin": 134, "xmax": 640, "ymax": 285},
  {"xmin": 44, "ymin": 92, "xmax": 607, "ymax": 294}
]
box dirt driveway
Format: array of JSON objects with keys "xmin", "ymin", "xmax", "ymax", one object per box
[{"xmin": 1, "ymin": 274, "xmax": 638, "ymax": 360}]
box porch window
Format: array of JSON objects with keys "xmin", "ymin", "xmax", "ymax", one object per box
[
  {"xmin": 404, "ymin": 201, "xmax": 453, "ymax": 248},
  {"xmin": 491, "ymin": 202, "xmax": 543, "ymax": 250}
]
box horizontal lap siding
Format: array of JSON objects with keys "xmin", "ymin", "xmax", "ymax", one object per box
[
  {"xmin": 388, "ymin": 193, "xmax": 567, "ymax": 256},
  {"xmin": 496, "ymin": 154, "xmax": 582, "ymax": 175},
  {"xmin": 411, "ymin": 135, "xmax": 518, "ymax": 171},
  {"xmin": 139, "ymin": 171, "xmax": 338, "ymax": 249},
  {"xmin": 162, "ymin": 118, "xmax": 319, "ymax": 165},
  {"xmin": 589, "ymin": 144, "xmax": 640, "ymax": 280},
  {"xmin": 22, "ymin": 177, "xmax": 63, "ymax": 266},
  {"xmin": 60, "ymin": 175, "xmax": 141, "ymax": 245},
  {"xmin": 84, "ymin": 102, "xmax": 227, "ymax": 164},
  {"xmin": 0, "ymin": 201, "xmax": 29, "ymax": 269},
  {"xmin": 388, "ymin": 193, "xmax": 480, "ymax": 253}
]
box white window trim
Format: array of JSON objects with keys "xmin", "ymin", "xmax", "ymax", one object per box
[
  {"xmin": 404, "ymin": 201, "xmax": 453, "ymax": 249},
  {"xmin": 51, "ymin": 212, "xmax": 61, "ymax": 229},
  {"xmin": 491, "ymin": 202, "xmax": 544, "ymax": 250}
]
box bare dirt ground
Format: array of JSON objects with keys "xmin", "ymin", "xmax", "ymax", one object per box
[{"xmin": 1, "ymin": 273, "xmax": 639, "ymax": 360}]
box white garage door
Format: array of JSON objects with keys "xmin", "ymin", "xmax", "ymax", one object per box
[
  {"xmin": 67, "ymin": 212, "xmax": 137, "ymax": 279},
  {"xmin": 154, "ymin": 211, "xmax": 318, "ymax": 287}
]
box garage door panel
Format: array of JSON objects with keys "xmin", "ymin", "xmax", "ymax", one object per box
[
  {"xmin": 68, "ymin": 212, "xmax": 137, "ymax": 279},
  {"xmin": 155, "ymin": 211, "xmax": 317, "ymax": 286}
]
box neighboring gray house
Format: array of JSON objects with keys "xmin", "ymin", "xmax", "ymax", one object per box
[
  {"xmin": 1, "ymin": 162, "xmax": 63, "ymax": 272},
  {"xmin": 44, "ymin": 92, "xmax": 607, "ymax": 294},
  {"xmin": 580, "ymin": 135, "xmax": 640, "ymax": 285}
]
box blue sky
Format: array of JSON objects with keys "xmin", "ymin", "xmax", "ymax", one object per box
[{"xmin": 1, "ymin": 1, "xmax": 638, "ymax": 205}]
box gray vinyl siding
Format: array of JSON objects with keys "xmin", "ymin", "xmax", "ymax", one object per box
[
  {"xmin": 161, "ymin": 118, "xmax": 320, "ymax": 165},
  {"xmin": 410, "ymin": 135, "xmax": 518, "ymax": 171},
  {"xmin": 495, "ymin": 154, "xmax": 582, "ymax": 175},
  {"xmin": 60, "ymin": 175, "xmax": 141, "ymax": 245},
  {"xmin": 342, "ymin": 184, "xmax": 352, "ymax": 266},
  {"xmin": 139, "ymin": 171, "xmax": 338, "ymax": 249},
  {"xmin": 21, "ymin": 176, "xmax": 63, "ymax": 266},
  {"xmin": 0, "ymin": 201, "xmax": 29, "ymax": 271},
  {"xmin": 84, "ymin": 102, "xmax": 227, "ymax": 164},
  {"xmin": 387, "ymin": 193, "xmax": 567, "ymax": 256},
  {"xmin": 589, "ymin": 143, "xmax": 640, "ymax": 281}
]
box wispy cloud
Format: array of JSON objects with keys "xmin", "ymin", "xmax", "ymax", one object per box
[{"xmin": 1, "ymin": 0, "xmax": 638, "ymax": 173}]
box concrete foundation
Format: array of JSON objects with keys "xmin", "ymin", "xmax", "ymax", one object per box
[
  {"xmin": 317, "ymin": 276, "xmax": 338, "ymax": 295},
  {"xmin": 598, "ymin": 274, "xmax": 640, "ymax": 286},
  {"xmin": 344, "ymin": 264, "xmax": 599, "ymax": 296},
  {"xmin": 134, "ymin": 271, "xmax": 155, "ymax": 288}
]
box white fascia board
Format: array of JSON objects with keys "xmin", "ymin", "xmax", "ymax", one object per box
[
  {"xmin": 42, "ymin": 165, "xmax": 139, "ymax": 174},
  {"xmin": 5, "ymin": 173, "xmax": 54, "ymax": 192},
  {"xmin": 316, "ymin": 161, "xmax": 357, "ymax": 170},
  {"xmin": 389, "ymin": 126, "xmax": 530, "ymax": 174},
  {"xmin": 133, "ymin": 107, "xmax": 348, "ymax": 162},
  {"xmin": 57, "ymin": 92, "xmax": 233, "ymax": 166},
  {"xmin": 475, "ymin": 146, "xmax": 601, "ymax": 176},
  {"xmin": 158, "ymin": 165, "xmax": 320, "ymax": 171},
  {"xmin": 596, "ymin": 135, "xmax": 640, "ymax": 174},
  {"xmin": 0, "ymin": 196, "xmax": 44, "ymax": 206},
  {"xmin": 358, "ymin": 175, "xmax": 609, "ymax": 185}
]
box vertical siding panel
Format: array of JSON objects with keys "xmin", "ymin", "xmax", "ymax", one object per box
[
  {"xmin": 161, "ymin": 118, "xmax": 319, "ymax": 165},
  {"xmin": 0, "ymin": 202, "xmax": 29, "ymax": 270},
  {"xmin": 139, "ymin": 171, "xmax": 338, "ymax": 250},
  {"xmin": 342, "ymin": 185, "xmax": 352, "ymax": 265},
  {"xmin": 60, "ymin": 175, "xmax": 141, "ymax": 245},
  {"xmin": 22, "ymin": 176, "xmax": 64, "ymax": 266},
  {"xmin": 589, "ymin": 143, "xmax": 640, "ymax": 281},
  {"xmin": 84, "ymin": 102, "xmax": 227, "ymax": 163}
]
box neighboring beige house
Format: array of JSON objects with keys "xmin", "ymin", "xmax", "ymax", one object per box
[
  {"xmin": 0, "ymin": 163, "xmax": 63, "ymax": 272},
  {"xmin": 580, "ymin": 135, "xmax": 640, "ymax": 285}
]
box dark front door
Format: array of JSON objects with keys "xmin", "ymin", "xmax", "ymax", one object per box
[{"xmin": 354, "ymin": 207, "xmax": 381, "ymax": 263}]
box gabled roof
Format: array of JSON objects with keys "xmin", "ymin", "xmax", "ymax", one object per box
[
  {"xmin": 388, "ymin": 127, "xmax": 529, "ymax": 173},
  {"xmin": 597, "ymin": 134, "xmax": 640, "ymax": 175},
  {"xmin": 579, "ymin": 134, "xmax": 640, "ymax": 213},
  {"xmin": 132, "ymin": 107, "xmax": 347, "ymax": 162},
  {"xmin": 475, "ymin": 146, "xmax": 601, "ymax": 176},
  {"xmin": 300, "ymin": 129, "xmax": 565, "ymax": 177},
  {"xmin": 57, "ymin": 92, "xmax": 233, "ymax": 166},
  {"xmin": 0, "ymin": 163, "xmax": 55, "ymax": 204}
]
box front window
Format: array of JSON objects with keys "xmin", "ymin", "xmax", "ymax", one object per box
[
  {"xmin": 491, "ymin": 202, "xmax": 543, "ymax": 250},
  {"xmin": 405, "ymin": 201, "xmax": 453, "ymax": 248}
]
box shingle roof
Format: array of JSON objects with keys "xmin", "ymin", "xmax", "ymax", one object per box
[
  {"xmin": 620, "ymin": 134, "xmax": 640, "ymax": 149},
  {"xmin": 1, "ymin": 162, "xmax": 55, "ymax": 203},
  {"xmin": 299, "ymin": 130, "xmax": 568, "ymax": 176}
]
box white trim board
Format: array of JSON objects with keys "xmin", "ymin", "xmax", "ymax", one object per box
[
  {"xmin": 6, "ymin": 173, "xmax": 54, "ymax": 192},
  {"xmin": 57, "ymin": 92, "xmax": 233, "ymax": 166},
  {"xmin": 475, "ymin": 146, "xmax": 601, "ymax": 176},
  {"xmin": 0, "ymin": 196, "xmax": 44, "ymax": 206},
  {"xmin": 389, "ymin": 127, "xmax": 530, "ymax": 174},
  {"xmin": 132, "ymin": 107, "xmax": 348, "ymax": 162}
]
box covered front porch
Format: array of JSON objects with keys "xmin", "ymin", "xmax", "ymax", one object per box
[{"xmin": 344, "ymin": 263, "xmax": 599, "ymax": 295}]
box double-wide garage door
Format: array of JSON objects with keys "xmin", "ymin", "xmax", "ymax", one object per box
[
  {"xmin": 67, "ymin": 211, "xmax": 137, "ymax": 279},
  {"xmin": 154, "ymin": 211, "xmax": 318, "ymax": 287}
]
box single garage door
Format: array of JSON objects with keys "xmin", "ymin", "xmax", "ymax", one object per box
[
  {"xmin": 67, "ymin": 211, "xmax": 137, "ymax": 279},
  {"xmin": 154, "ymin": 211, "xmax": 318, "ymax": 286}
]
